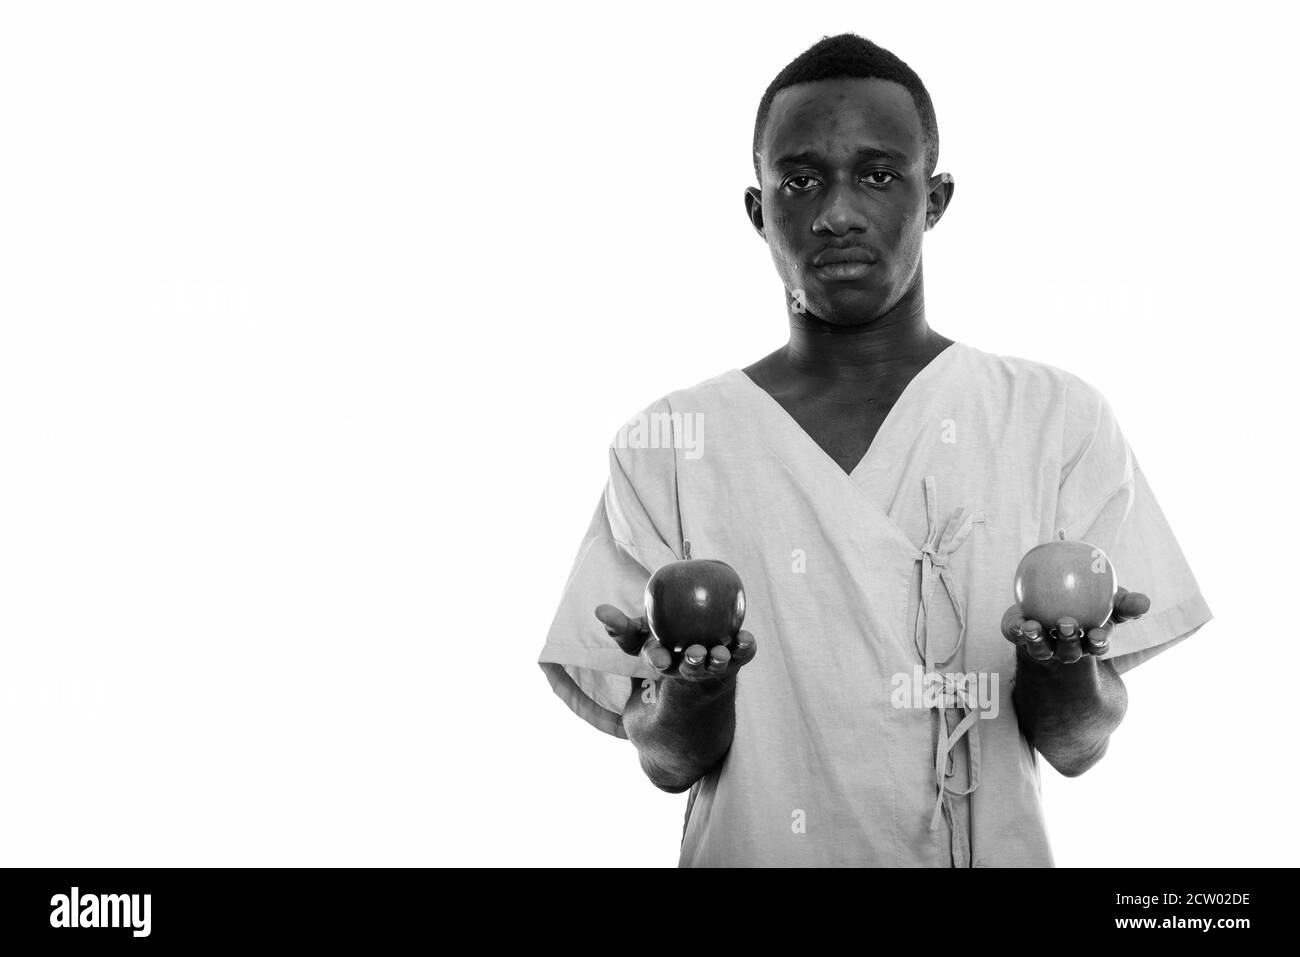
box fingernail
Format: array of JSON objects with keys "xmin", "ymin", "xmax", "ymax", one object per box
[{"xmin": 685, "ymin": 654, "xmax": 703, "ymax": 665}]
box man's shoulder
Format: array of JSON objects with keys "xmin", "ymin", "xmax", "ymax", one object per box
[
  {"xmin": 645, "ymin": 367, "xmax": 742, "ymax": 411},
  {"xmin": 961, "ymin": 342, "xmax": 1091, "ymax": 393},
  {"xmin": 961, "ymin": 343, "xmax": 1121, "ymax": 463},
  {"xmin": 603, "ymin": 368, "xmax": 740, "ymax": 473},
  {"xmin": 612, "ymin": 368, "xmax": 743, "ymax": 429},
  {"xmin": 961, "ymin": 342, "xmax": 1111, "ymax": 416}
]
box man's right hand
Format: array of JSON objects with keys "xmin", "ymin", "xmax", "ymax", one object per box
[{"xmin": 594, "ymin": 603, "xmax": 757, "ymax": 685}]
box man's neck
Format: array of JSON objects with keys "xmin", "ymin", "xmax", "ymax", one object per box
[{"xmin": 780, "ymin": 286, "xmax": 949, "ymax": 384}]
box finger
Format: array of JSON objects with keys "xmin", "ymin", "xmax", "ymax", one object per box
[
  {"xmin": 1001, "ymin": 604, "xmax": 1029, "ymax": 644},
  {"xmin": 1021, "ymin": 620, "xmax": 1053, "ymax": 662},
  {"xmin": 595, "ymin": 604, "xmax": 649, "ymax": 656},
  {"xmin": 1085, "ymin": 625, "xmax": 1112, "ymax": 657},
  {"xmin": 706, "ymin": 644, "xmax": 731, "ymax": 676},
  {"xmin": 731, "ymin": 631, "xmax": 757, "ymax": 667},
  {"xmin": 641, "ymin": 637, "xmax": 674, "ymax": 673},
  {"xmin": 1113, "ymin": 588, "xmax": 1151, "ymax": 624},
  {"xmin": 1054, "ymin": 617, "xmax": 1083, "ymax": 664},
  {"xmin": 678, "ymin": 644, "xmax": 709, "ymax": 680}
]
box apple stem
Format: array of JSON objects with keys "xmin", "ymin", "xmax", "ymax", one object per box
[
  {"xmin": 683, "ymin": 539, "xmax": 692, "ymax": 560},
  {"xmin": 1057, "ymin": 528, "xmax": 1066, "ymax": 541}
]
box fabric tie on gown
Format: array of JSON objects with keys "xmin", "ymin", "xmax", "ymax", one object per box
[{"xmin": 913, "ymin": 475, "xmax": 984, "ymax": 866}]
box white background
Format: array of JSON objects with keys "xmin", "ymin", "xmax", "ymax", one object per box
[{"xmin": 0, "ymin": 1, "xmax": 1294, "ymax": 866}]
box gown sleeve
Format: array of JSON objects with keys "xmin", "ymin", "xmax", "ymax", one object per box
[
  {"xmin": 538, "ymin": 431, "xmax": 684, "ymax": 738},
  {"xmin": 1053, "ymin": 376, "xmax": 1213, "ymax": 675}
]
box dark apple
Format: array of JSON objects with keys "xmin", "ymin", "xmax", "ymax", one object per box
[
  {"xmin": 644, "ymin": 559, "xmax": 746, "ymax": 655},
  {"xmin": 1013, "ymin": 531, "xmax": 1118, "ymax": 631}
]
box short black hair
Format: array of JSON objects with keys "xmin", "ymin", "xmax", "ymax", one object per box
[{"xmin": 752, "ymin": 33, "xmax": 939, "ymax": 184}]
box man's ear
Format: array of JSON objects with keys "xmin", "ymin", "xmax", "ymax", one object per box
[
  {"xmin": 924, "ymin": 172, "xmax": 954, "ymax": 231},
  {"xmin": 744, "ymin": 186, "xmax": 765, "ymax": 238}
]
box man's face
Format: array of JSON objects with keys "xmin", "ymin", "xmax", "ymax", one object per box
[{"xmin": 748, "ymin": 77, "xmax": 949, "ymax": 326}]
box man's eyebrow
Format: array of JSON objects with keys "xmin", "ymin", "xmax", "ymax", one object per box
[{"xmin": 772, "ymin": 146, "xmax": 908, "ymax": 167}]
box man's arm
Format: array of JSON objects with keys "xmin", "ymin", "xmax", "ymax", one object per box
[
  {"xmin": 621, "ymin": 677, "xmax": 737, "ymax": 793},
  {"xmin": 1011, "ymin": 647, "xmax": 1127, "ymax": 777},
  {"xmin": 596, "ymin": 604, "xmax": 757, "ymax": 793},
  {"xmin": 1003, "ymin": 589, "xmax": 1149, "ymax": 777}
]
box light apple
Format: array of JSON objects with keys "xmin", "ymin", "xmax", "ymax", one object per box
[
  {"xmin": 1013, "ymin": 532, "xmax": 1118, "ymax": 631},
  {"xmin": 644, "ymin": 559, "xmax": 746, "ymax": 655}
]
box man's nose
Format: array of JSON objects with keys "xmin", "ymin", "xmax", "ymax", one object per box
[{"xmin": 812, "ymin": 181, "xmax": 869, "ymax": 235}]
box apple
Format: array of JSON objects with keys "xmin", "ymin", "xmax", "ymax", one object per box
[
  {"xmin": 644, "ymin": 559, "xmax": 746, "ymax": 655},
  {"xmin": 1013, "ymin": 531, "xmax": 1118, "ymax": 631}
]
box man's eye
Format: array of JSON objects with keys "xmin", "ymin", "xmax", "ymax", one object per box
[
  {"xmin": 784, "ymin": 175, "xmax": 820, "ymax": 191},
  {"xmin": 863, "ymin": 170, "xmax": 897, "ymax": 186}
]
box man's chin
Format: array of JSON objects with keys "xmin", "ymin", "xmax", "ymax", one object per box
[{"xmin": 796, "ymin": 287, "xmax": 886, "ymax": 327}]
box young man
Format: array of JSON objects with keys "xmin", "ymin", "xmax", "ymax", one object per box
[{"xmin": 537, "ymin": 33, "xmax": 1211, "ymax": 867}]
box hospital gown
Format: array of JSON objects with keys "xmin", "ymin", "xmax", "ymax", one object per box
[{"xmin": 538, "ymin": 340, "xmax": 1212, "ymax": 867}]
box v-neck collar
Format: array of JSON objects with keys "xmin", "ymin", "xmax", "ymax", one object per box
[{"xmin": 730, "ymin": 340, "xmax": 965, "ymax": 483}]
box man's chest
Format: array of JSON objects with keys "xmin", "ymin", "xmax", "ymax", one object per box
[{"xmin": 768, "ymin": 390, "xmax": 904, "ymax": 475}]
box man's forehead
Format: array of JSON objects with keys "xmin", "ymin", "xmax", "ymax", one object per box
[{"xmin": 762, "ymin": 77, "xmax": 922, "ymax": 165}]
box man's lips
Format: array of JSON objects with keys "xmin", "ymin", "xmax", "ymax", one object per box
[
  {"xmin": 812, "ymin": 261, "xmax": 875, "ymax": 281},
  {"xmin": 809, "ymin": 247, "xmax": 878, "ymax": 281},
  {"xmin": 811, "ymin": 247, "xmax": 877, "ymax": 266}
]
